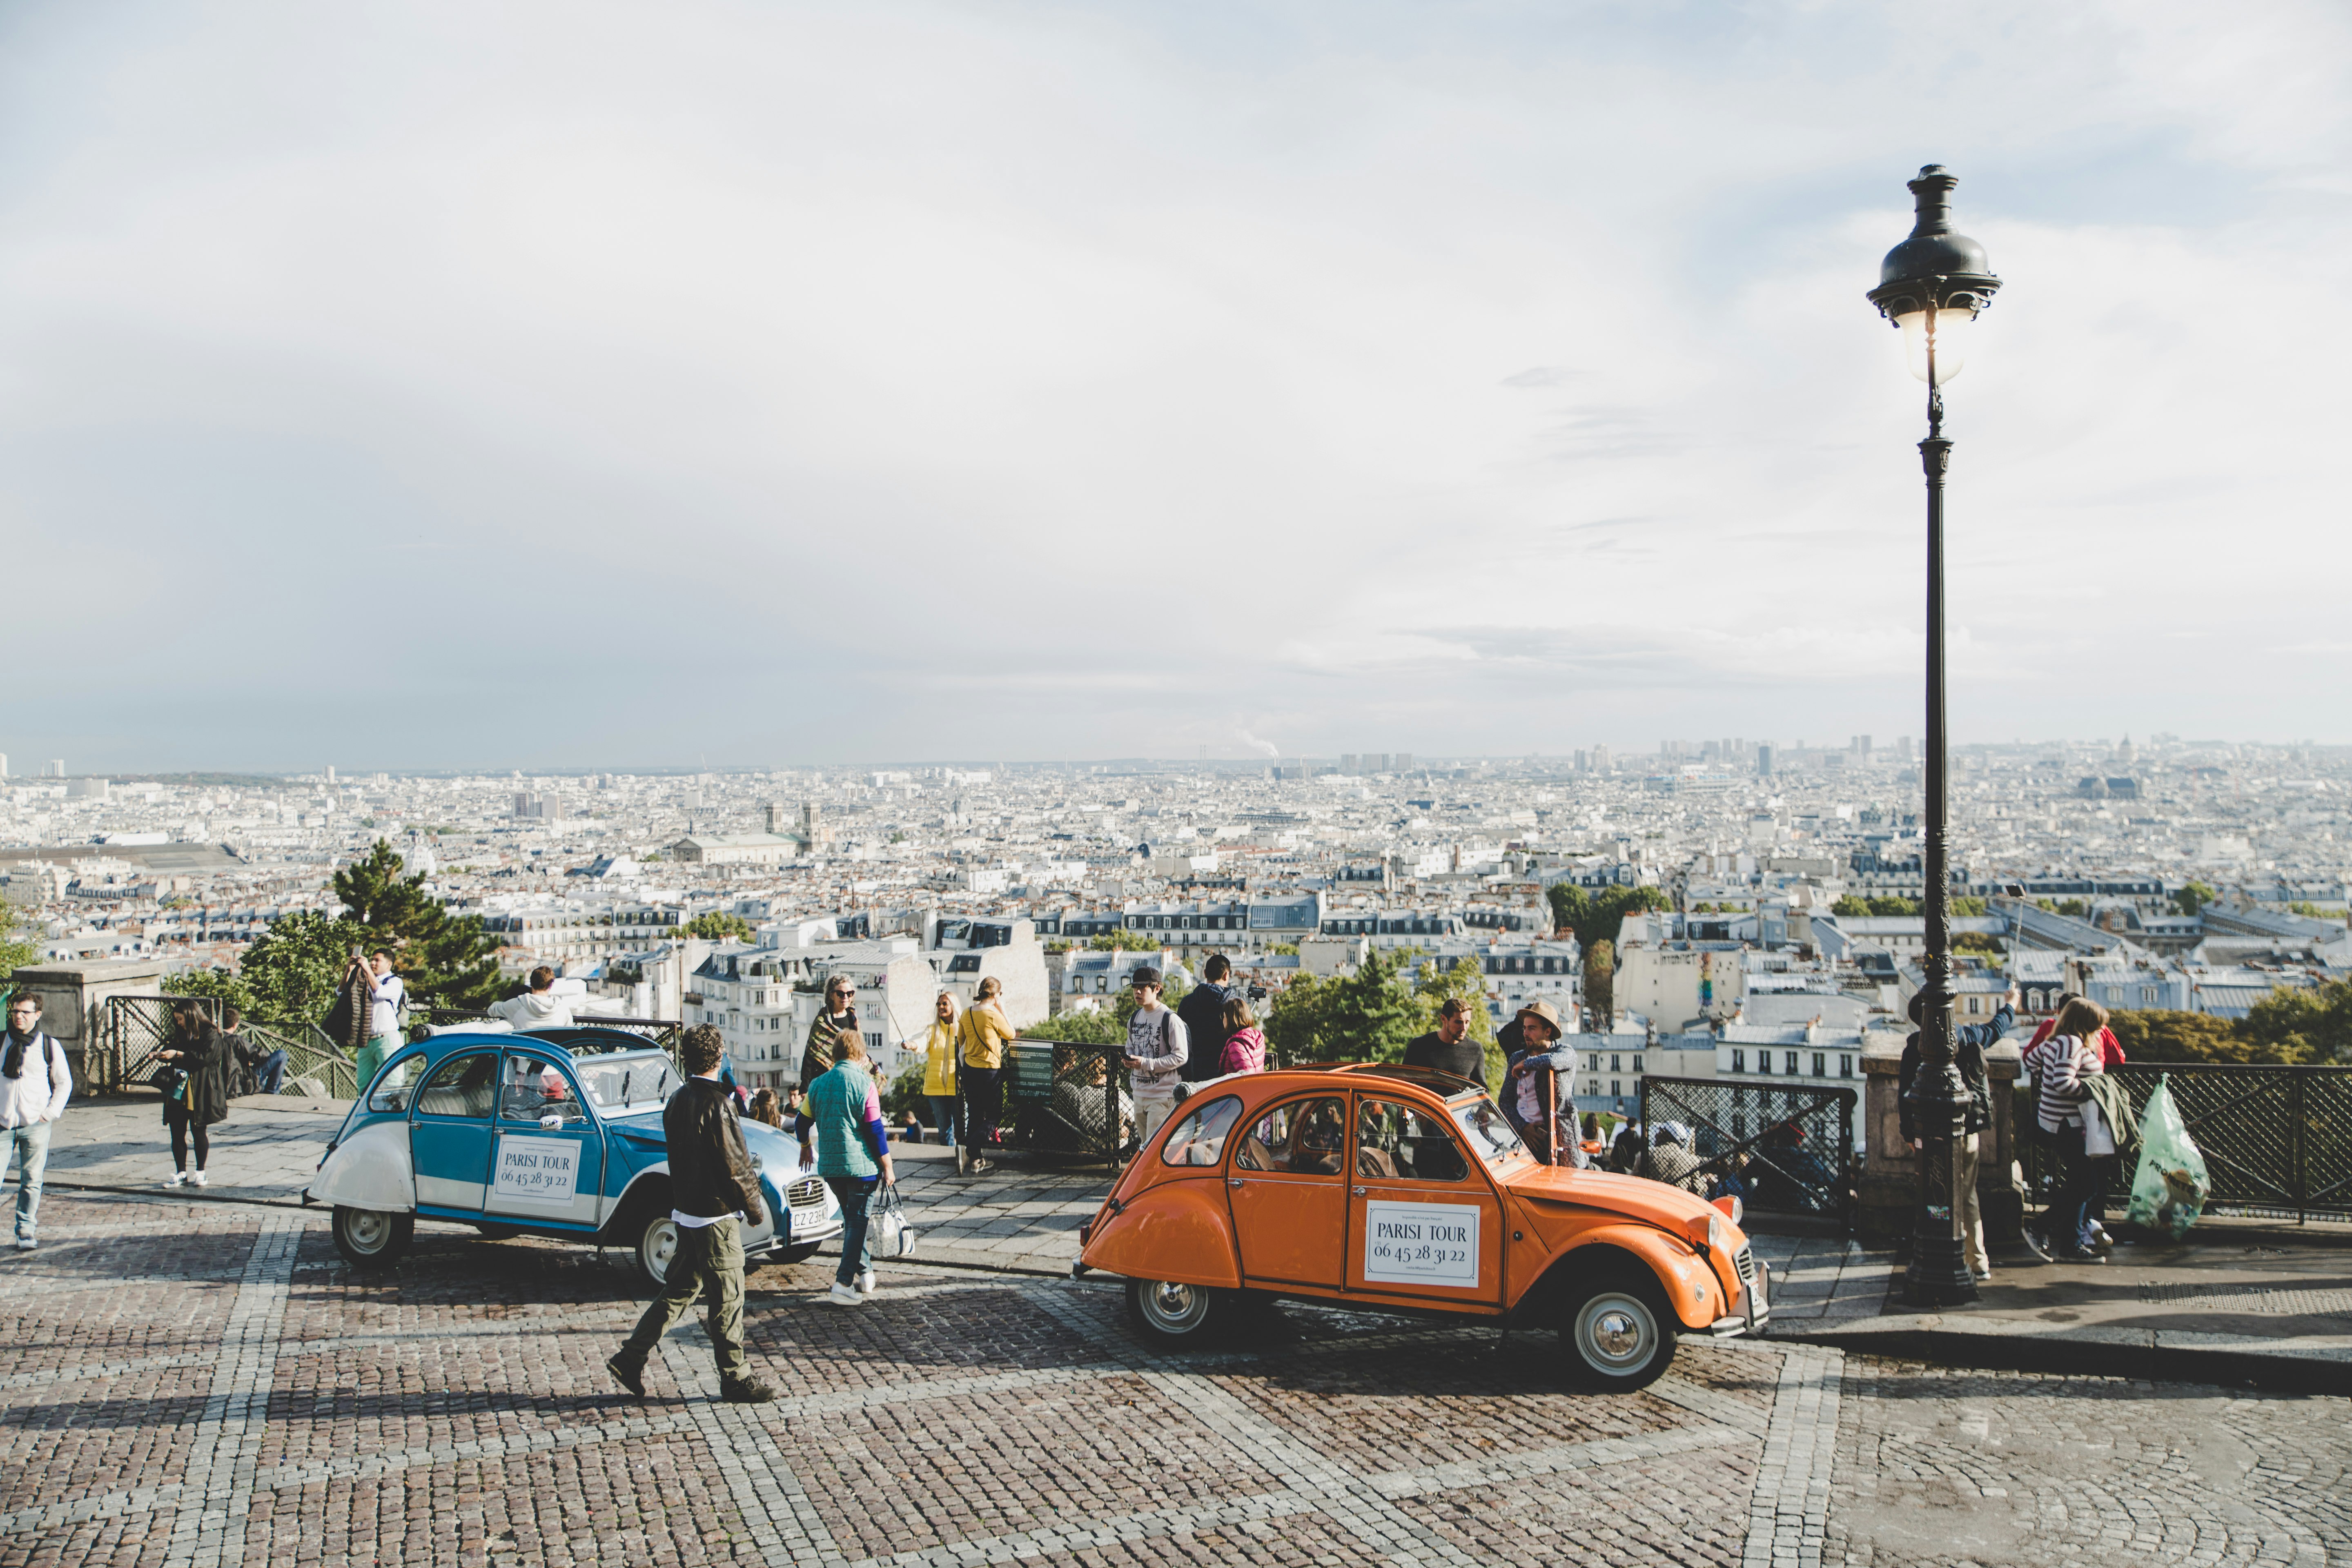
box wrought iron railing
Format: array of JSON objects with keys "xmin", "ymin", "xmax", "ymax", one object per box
[
  {"xmin": 1637, "ymin": 1075, "xmax": 1857, "ymax": 1223},
  {"xmin": 2018, "ymin": 1062, "xmax": 2352, "ymax": 1224},
  {"xmin": 98, "ymin": 996, "xmax": 354, "ymax": 1098},
  {"xmin": 965, "ymin": 1041, "xmax": 1129, "ymax": 1172}
]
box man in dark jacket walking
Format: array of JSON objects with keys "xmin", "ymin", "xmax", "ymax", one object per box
[
  {"xmin": 1176, "ymin": 954, "xmax": 1234, "ymax": 1083},
  {"xmin": 1898, "ymin": 984, "xmax": 2015, "ymax": 1280},
  {"xmin": 608, "ymin": 1025, "xmax": 775, "ymax": 1403}
]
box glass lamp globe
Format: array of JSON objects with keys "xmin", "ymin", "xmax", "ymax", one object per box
[{"xmin": 1896, "ymin": 306, "xmax": 1975, "ymax": 384}]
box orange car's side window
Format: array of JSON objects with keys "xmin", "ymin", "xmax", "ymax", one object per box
[
  {"xmin": 1356, "ymin": 1097, "xmax": 1470, "ymax": 1182},
  {"xmin": 1235, "ymin": 1097, "xmax": 1348, "ymax": 1175}
]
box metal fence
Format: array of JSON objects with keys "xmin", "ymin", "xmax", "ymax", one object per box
[
  {"xmin": 96, "ymin": 996, "xmax": 356, "ymax": 1100},
  {"xmin": 2019, "ymin": 1062, "xmax": 2352, "ymax": 1225},
  {"xmin": 971, "ymin": 1041, "xmax": 1128, "ymax": 1172},
  {"xmin": 1637, "ymin": 1075, "xmax": 1858, "ymax": 1223}
]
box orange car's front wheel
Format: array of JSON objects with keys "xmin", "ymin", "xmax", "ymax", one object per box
[{"xmin": 1561, "ymin": 1267, "xmax": 1677, "ymax": 1392}]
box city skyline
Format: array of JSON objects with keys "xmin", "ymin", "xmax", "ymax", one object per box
[{"xmin": 3, "ymin": 3, "xmax": 2347, "ymax": 770}]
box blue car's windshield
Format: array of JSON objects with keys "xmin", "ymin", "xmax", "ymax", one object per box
[{"xmin": 577, "ymin": 1056, "xmax": 677, "ymax": 1116}]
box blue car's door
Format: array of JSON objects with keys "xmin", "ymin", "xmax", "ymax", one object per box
[
  {"xmin": 410, "ymin": 1049, "xmax": 500, "ymax": 1212},
  {"xmin": 483, "ymin": 1050, "xmax": 607, "ymax": 1229}
]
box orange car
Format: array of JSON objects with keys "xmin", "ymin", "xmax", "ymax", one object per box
[{"xmin": 1076, "ymin": 1063, "xmax": 1768, "ymax": 1391}]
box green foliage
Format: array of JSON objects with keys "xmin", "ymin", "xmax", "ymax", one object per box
[
  {"xmin": 1952, "ymin": 931, "xmax": 2003, "ymax": 954},
  {"xmin": 1088, "ymin": 929, "xmax": 1159, "ymax": 951},
  {"xmin": 2286, "ymin": 900, "xmax": 2343, "ymax": 922},
  {"xmin": 236, "ymin": 911, "xmax": 376, "ymax": 1027},
  {"xmin": 1026, "ymin": 1009, "xmax": 1124, "ymax": 1044},
  {"xmin": 1262, "ymin": 950, "xmax": 1464, "ymax": 1072},
  {"xmin": 2238, "ymin": 978, "xmax": 2352, "ymax": 1065},
  {"xmin": 1832, "ymin": 895, "xmax": 1919, "ymax": 918},
  {"xmin": 332, "ymin": 838, "xmax": 502, "ymax": 1010},
  {"xmin": 2107, "ymin": 1009, "xmax": 2275, "ymax": 1065},
  {"xmin": 163, "ymin": 967, "xmax": 258, "ymax": 1018},
  {"xmin": 1584, "ymin": 938, "xmax": 1615, "ymax": 1028},
  {"xmin": 1951, "ymin": 896, "xmax": 1989, "ymax": 917},
  {"xmin": 683, "ymin": 911, "xmax": 757, "ymax": 943},
  {"xmin": 0, "ymin": 904, "xmax": 38, "ymax": 983},
  {"xmin": 2108, "ymin": 988, "xmax": 2352, "ymax": 1067},
  {"xmin": 1546, "ymin": 882, "xmax": 1672, "ymax": 953},
  {"xmin": 2172, "ymin": 880, "xmax": 2218, "ymax": 917},
  {"xmin": 1269, "ymin": 942, "xmax": 1300, "ymax": 956},
  {"xmin": 881, "ymin": 1061, "xmax": 928, "ymax": 1119}
]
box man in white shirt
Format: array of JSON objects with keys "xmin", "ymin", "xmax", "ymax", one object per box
[
  {"xmin": 1, "ymin": 993, "xmax": 74, "ymax": 1251},
  {"xmin": 1123, "ymin": 968, "xmax": 1189, "ymax": 1151},
  {"xmin": 352, "ymin": 951, "xmax": 407, "ymax": 1101}
]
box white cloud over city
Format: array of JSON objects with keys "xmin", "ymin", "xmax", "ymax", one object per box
[{"xmin": 0, "ymin": 0, "xmax": 2345, "ymax": 769}]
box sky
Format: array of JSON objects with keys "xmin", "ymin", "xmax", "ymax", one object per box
[{"xmin": 1, "ymin": 1, "xmax": 2347, "ymax": 773}]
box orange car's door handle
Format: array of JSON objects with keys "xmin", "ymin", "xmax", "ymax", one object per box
[
  {"xmin": 1229, "ymin": 1178, "xmax": 1245, "ymax": 1188},
  {"xmin": 1352, "ymin": 1185, "xmax": 1366, "ymax": 1196}
]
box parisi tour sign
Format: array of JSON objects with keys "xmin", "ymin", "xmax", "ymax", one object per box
[
  {"xmin": 1362, "ymin": 1199, "xmax": 1480, "ymax": 1288},
  {"xmin": 491, "ymin": 1136, "xmax": 581, "ymax": 1207}
]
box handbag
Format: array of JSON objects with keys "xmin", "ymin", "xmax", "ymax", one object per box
[
  {"xmin": 2081, "ymin": 1098, "xmax": 2116, "ymax": 1158},
  {"xmin": 868, "ymin": 1183, "xmax": 918, "ymax": 1259}
]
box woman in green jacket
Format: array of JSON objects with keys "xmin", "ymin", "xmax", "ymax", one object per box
[{"xmin": 794, "ymin": 1036, "xmax": 896, "ymax": 1307}]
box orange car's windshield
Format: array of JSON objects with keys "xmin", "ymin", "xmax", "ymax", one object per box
[{"xmin": 1448, "ymin": 1094, "xmax": 1529, "ymax": 1167}]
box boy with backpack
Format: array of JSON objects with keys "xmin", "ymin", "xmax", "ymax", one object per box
[{"xmin": 1122, "ymin": 968, "xmax": 1189, "ymax": 1152}]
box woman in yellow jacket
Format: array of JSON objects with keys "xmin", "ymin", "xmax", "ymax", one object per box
[
  {"xmin": 958, "ymin": 977, "xmax": 1019, "ymax": 1174},
  {"xmin": 917, "ymin": 992, "xmax": 960, "ymax": 1148}
]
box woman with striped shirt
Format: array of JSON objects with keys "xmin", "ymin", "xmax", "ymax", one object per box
[{"xmin": 2024, "ymin": 998, "xmax": 2109, "ymax": 1263}]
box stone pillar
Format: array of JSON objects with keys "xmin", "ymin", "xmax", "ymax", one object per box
[
  {"xmin": 9, "ymin": 959, "xmax": 173, "ymax": 1096},
  {"xmin": 1858, "ymin": 1033, "xmax": 2024, "ymax": 1242}
]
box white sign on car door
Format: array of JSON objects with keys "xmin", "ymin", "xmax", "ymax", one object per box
[
  {"xmin": 491, "ymin": 1136, "xmax": 581, "ymax": 1207},
  {"xmin": 1362, "ymin": 1199, "xmax": 1480, "ymax": 1288}
]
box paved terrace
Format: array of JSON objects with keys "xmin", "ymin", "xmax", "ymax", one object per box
[{"xmin": 6, "ymin": 1189, "xmax": 2352, "ymax": 1568}]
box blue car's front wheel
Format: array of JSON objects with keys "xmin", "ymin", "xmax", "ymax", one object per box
[{"xmin": 333, "ymin": 1205, "xmax": 413, "ymax": 1270}]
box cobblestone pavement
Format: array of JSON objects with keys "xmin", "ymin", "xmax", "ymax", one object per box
[{"xmin": 7, "ymin": 1192, "xmax": 2350, "ymax": 1568}]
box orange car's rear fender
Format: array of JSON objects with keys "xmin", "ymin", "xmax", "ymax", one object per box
[
  {"xmin": 1514, "ymin": 1222, "xmax": 1729, "ymax": 1330},
  {"xmin": 1078, "ymin": 1178, "xmax": 1240, "ymax": 1290}
]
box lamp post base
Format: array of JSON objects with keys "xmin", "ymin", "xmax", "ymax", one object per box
[{"xmin": 1900, "ymin": 1236, "xmax": 1979, "ymax": 1308}]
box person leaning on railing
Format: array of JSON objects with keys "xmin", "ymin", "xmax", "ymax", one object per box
[{"xmin": 1898, "ymin": 983, "xmax": 2013, "ymax": 1281}]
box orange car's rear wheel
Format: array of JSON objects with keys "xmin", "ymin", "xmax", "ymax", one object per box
[
  {"xmin": 1561, "ymin": 1268, "xmax": 1677, "ymax": 1392},
  {"xmin": 1125, "ymin": 1278, "xmax": 1225, "ymax": 1346}
]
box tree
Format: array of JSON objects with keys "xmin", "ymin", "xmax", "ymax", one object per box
[
  {"xmin": 237, "ymin": 911, "xmax": 376, "ymax": 1027},
  {"xmin": 1952, "ymin": 931, "xmax": 2002, "ymax": 955},
  {"xmin": 332, "ymin": 838, "xmax": 503, "ymax": 1011},
  {"xmin": 0, "ymin": 904, "xmax": 38, "ymax": 983},
  {"xmin": 1831, "ymin": 895, "xmax": 1872, "ymax": 918},
  {"xmin": 1088, "ymin": 929, "xmax": 1159, "ymax": 952},
  {"xmin": 163, "ymin": 967, "xmax": 258, "ymax": 1018},
  {"xmin": 1026, "ymin": 1009, "xmax": 1124, "ymax": 1045},
  {"xmin": 2238, "ymin": 979, "xmax": 2352, "ymax": 1066},
  {"xmin": 2108, "ymin": 1008, "xmax": 2278, "ymax": 1065},
  {"xmin": 1951, "ymin": 896, "xmax": 1989, "ymax": 917},
  {"xmin": 1546, "ymin": 882, "xmax": 1673, "ymax": 953},
  {"xmin": 2172, "ymin": 881, "xmax": 2218, "ymax": 918},
  {"xmin": 1584, "ymin": 938, "xmax": 1615, "ymax": 1029},
  {"xmin": 1866, "ymin": 896, "xmax": 1920, "ymax": 917},
  {"xmin": 1263, "ymin": 973, "xmax": 1333, "ymax": 1067},
  {"xmin": 683, "ymin": 911, "xmax": 757, "ymax": 943}
]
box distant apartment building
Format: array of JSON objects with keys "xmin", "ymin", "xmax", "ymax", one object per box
[
  {"xmin": 668, "ymin": 831, "xmax": 799, "ymax": 866},
  {"xmin": 481, "ymin": 902, "xmax": 684, "ymax": 970}
]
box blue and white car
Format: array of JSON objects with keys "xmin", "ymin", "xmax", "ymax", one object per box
[{"xmin": 305, "ymin": 1027, "xmax": 842, "ymax": 1283}]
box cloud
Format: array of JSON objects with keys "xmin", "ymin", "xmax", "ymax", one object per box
[{"xmin": 0, "ymin": 0, "xmax": 2345, "ymax": 768}]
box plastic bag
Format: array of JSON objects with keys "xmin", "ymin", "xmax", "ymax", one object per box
[{"xmin": 2125, "ymin": 1076, "xmax": 2210, "ymax": 1239}]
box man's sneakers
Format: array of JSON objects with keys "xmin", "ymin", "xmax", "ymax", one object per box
[
  {"xmin": 967, "ymin": 1159, "xmax": 994, "ymax": 1175},
  {"xmin": 606, "ymin": 1355, "xmax": 646, "ymax": 1397},
  {"xmin": 720, "ymin": 1376, "xmax": 777, "ymax": 1404},
  {"xmin": 827, "ymin": 1283, "xmax": 864, "ymax": 1307},
  {"xmin": 855, "ymin": 1270, "xmax": 877, "ymax": 1296},
  {"xmin": 189, "ymin": 1170, "xmax": 208, "ymax": 1188}
]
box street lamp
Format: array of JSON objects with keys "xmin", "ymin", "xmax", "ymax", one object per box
[{"xmin": 1869, "ymin": 165, "xmax": 2000, "ymax": 1308}]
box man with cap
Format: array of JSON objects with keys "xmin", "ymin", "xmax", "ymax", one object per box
[{"xmin": 1500, "ymin": 1000, "xmax": 1580, "ymax": 1164}]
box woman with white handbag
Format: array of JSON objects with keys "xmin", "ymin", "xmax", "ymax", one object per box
[{"xmin": 795, "ymin": 1035, "xmax": 896, "ymax": 1307}]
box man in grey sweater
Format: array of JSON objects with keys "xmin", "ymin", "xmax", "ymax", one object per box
[{"xmin": 1123, "ymin": 969, "xmax": 1189, "ymax": 1152}]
